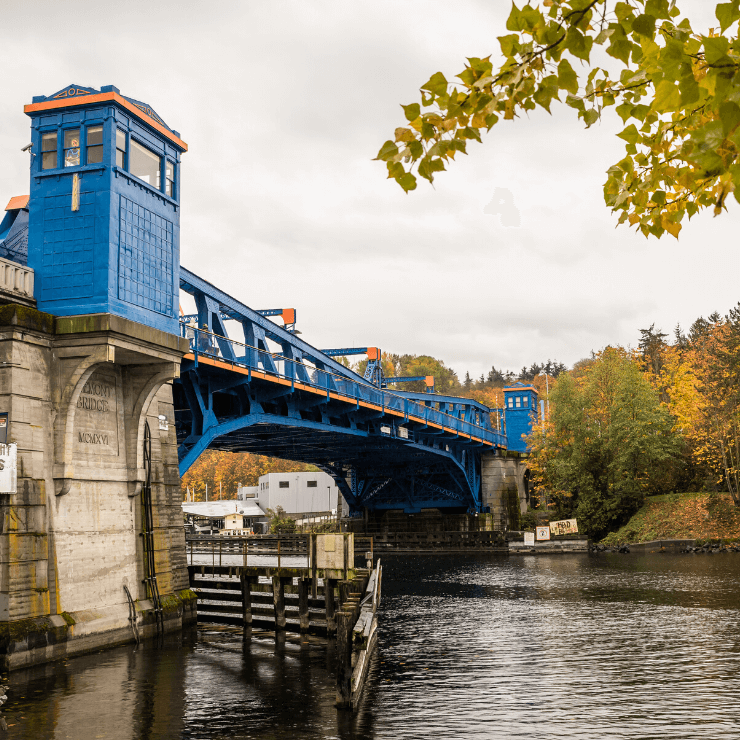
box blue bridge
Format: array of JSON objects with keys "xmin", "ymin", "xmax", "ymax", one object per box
[{"xmin": 2, "ymin": 83, "xmax": 538, "ymax": 516}]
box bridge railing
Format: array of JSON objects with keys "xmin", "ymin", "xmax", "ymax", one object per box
[{"xmin": 181, "ymin": 323, "xmax": 505, "ymax": 446}]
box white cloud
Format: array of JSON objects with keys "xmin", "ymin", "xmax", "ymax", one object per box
[{"xmin": 0, "ymin": 0, "xmax": 736, "ymax": 381}]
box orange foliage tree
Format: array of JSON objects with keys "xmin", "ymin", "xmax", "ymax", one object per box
[{"xmin": 181, "ymin": 450, "xmax": 317, "ymax": 501}]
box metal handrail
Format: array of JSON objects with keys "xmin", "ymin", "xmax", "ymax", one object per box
[{"xmin": 180, "ymin": 322, "xmax": 505, "ymax": 446}]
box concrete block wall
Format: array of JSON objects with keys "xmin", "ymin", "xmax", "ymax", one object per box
[
  {"xmin": 0, "ymin": 306, "xmax": 192, "ymax": 670},
  {"xmin": 481, "ymin": 452, "xmax": 529, "ymax": 530}
]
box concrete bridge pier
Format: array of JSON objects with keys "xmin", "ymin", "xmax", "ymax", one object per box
[
  {"xmin": 481, "ymin": 451, "xmax": 529, "ymax": 530},
  {"xmin": 0, "ymin": 306, "xmax": 195, "ymax": 671}
]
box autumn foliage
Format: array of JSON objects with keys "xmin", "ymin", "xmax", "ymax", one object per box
[
  {"xmin": 181, "ymin": 450, "xmax": 316, "ymax": 501},
  {"xmin": 527, "ymin": 304, "xmax": 740, "ymax": 539}
]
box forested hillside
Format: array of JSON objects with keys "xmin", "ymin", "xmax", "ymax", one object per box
[{"xmin": 528, "ymin": 306, "xmax": 740, "ymax": 539}]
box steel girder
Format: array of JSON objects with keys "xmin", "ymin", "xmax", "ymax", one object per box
[{"xmin": 176, "ymin": 268, "xmax": 503, "ymax": 513}]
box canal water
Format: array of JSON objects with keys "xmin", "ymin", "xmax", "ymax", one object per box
[{"xmin": 3, "ymin": 552, "xmax": 740, "ymax": 739}]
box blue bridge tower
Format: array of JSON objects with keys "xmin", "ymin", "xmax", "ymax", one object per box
[
  {"xmin": 503, "ymin": 382, "xmax": 539, "ymax": 453},
  {"xmin": 24, "ymin": 84, "xmax": 187, "ymax": 333}
]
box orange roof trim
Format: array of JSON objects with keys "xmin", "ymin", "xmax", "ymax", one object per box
[
  {"xmin": 24, "ymin": 93, "xmax": 188, "ymax": 151},
  {"xmin": 5, "ymin": 195, "xmax": 29, "ymax": 211}
]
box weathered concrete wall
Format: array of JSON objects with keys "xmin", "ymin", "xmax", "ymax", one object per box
[
  {"xmin": 481, "ymin": 452, "xmax": 529, "ymax": 530},
  {"xmin": 0, "ymin": 306, "xmax": 195, "ymax": 670}
]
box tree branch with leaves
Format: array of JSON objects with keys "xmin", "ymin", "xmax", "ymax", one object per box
[{"xmin": 376, "ymin": 0, "xmax": 740, "ymax": 238}]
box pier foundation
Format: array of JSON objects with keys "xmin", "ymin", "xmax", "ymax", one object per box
[{"xmin": 0, "ymin": 306, "xmax": 194, "ymax": 670}]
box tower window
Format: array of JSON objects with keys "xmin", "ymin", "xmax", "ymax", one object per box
[
  {"xmin": 116, "ymin": 129, "xmax": 127, "ymax": 168},
  {"xmin": 130, "ymin": 139, "xmax": 161, "ymax": 189},
  {"xmin": 86, "ymin": 126, "xmax": 103, "ymax": 164},
  {"xmin": 63, "ymin": 129, "xmax": 81, "ymax": 167},
  {"xmin": 507, "ymin": 397, "xmax": 513, "ymax": 408},
  {"xmin": 307, "ymin": 480, "xmax": 317, "ymax": 488},
  {"xmin": 165, "ymin": 160, "xmax": 175, "ymax": 197},
  {"xmin": 515, "ymin": 397, "xmax": 521, "ymax": 407},
  {"xmin": 279, "ymin": 481, "xmax": 290, "ymax": 489},
  {"xmin": 41, "ymin": 132, "xmax": 57, "ymax": 170},
  {"xmin": 523, "ymin": 396, "xmax": 529, "ymax": 407}
]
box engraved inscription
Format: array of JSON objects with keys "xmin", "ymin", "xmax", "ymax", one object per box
[
  {"xmin": 78, "ymin": 432, "xmax": 110, "ymax": 445},
  {"xmin": 74, "ymin": 370, "xmax": 119, "ymax": 456}
]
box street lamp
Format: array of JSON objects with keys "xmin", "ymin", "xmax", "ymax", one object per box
[{"xmin": 538, "ymin": 370, "xmax": 550, "ymax": 416}]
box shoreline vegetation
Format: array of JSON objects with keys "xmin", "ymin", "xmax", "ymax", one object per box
[{"xmin": 598, "ymin": 491, "xmax": 740, "ymax": 546}]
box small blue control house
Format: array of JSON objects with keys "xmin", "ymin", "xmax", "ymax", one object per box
[
  {"xmin": 23, "ymin": 84, "xmax": 188, "ymax": 334},
  {"xmin": 503, "ymin": 382, "xmax": 539, "ymax": 453}
]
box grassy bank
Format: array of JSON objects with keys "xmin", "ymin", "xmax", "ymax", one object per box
[{"xmin": 600, "ymin": 491, "xmax": 740, "ymax": 545}]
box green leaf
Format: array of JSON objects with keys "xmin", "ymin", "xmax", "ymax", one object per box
[
  {"xmin": 506, "ymin": 2, "xmax": 522, "ymax": 32},
  {"xmin": 498, "ymin": 34, "xmax": 519, "ymax": 58},
  {"xmin": 632, "ymin": 14, "xmax": 656, "ymax": 38},
  {"xmin": 719, "ymin": 101, "xmax": 740, "ymax": 136},
  {"xmin": 645, "ymin": 0, "xmax": 670, "ymax": 18},
  {"xmin": 386, "ymin": 162, "xmax": 404, "ymax": 179},
  {"xmin": 402, "ymin": 103, "xmax": 420, "ymax": 122},
  {"xmin": 375, "ymin": 140, "xmax": 399, "ymax": 162},
  {"xmin": 566, "ymin": 27, "xmax": 593, "ymax": 61},
  {"xmin": 703, "ymin": 36, "xmax": 730, "ymax": 65},
  {"xmin": 408, "ymin": 140, "xmax": 423, "ymax": 160},
  {"xmin": 421, "ymin": 72, "xmax": 448, "ymax": 98},
  {"xmin": 716, "ymin": 1, "xmax": 740, "ymax": 33},
  {"xmin": 397, "ymin": 172, "xmax": 417, "ymax": 193},
  {"xmin": 583, "ymin": 108, "xmax": 599, "ymax": 127},
  {"xmin": 617, "ymin": 124, "xmax": 640, "ymax": 144},
  {"xmin": 558, "ymin": 58, "xmax": 579, "ymax": 95},
  {"xmin": 679, "ymin": 73, "xmax": 700, "ymax": 106},
  {"xmin": 652, "ymin": 80, "xmax": 680, "ymax": 112}
]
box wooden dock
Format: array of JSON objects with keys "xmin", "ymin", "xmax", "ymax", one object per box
[{"xmin": 186, "ymin": 532, "xmax": 380, "ymax": 709}]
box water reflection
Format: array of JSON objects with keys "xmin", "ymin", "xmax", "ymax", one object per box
[{"xmin": 3, "ymin": 553, "xmax": 740, "ymax": 739}]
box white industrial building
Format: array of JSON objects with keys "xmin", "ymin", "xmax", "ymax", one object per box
[
  {"xmin": 238, "ymin": 471, "xmax": 341, "ymax": 516},
  {"xmin": 182, "ymin": 500, "xmax": 267, "ymax": 534}
]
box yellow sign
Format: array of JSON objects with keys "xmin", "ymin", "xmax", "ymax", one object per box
[{"xmin": 550, "ymin": 518, "xmax": 578, "ymax": 536}]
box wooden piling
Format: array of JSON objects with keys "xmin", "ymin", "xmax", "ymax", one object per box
[
  {"xmin": 311, "ymin": 533, "xmax": 318, "ymax": 599},
  {"xmin": 326, "ymin": 578, "xmax": 336, "ymax": 635},
  {"xmin": 298, "ymin": 577, "xmax": 310, "ymax": 633},
  {"xmin": 240, "ymin": 574, "xmax": 253, "ymax": 627},
  {"xmin": 272, "ymin": 575, "xmax": 287, "ymax": 631},
  {"xmin": 335, "ymin": 609, "xmax": 352, "ymax": 708}
]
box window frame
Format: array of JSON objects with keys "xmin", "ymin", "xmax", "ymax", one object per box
[
  {"xmin": 40, "ymin": 130, "xmax": 59, "ymax": 170},
  {"xmin": 115, "ymin": 128, "xmax": 127, "ymax": 169},
  {"xmin": 62, "ymin": 127, "xmax": 82, "ymax": 168},
  {"xmin": 164, "ymin": 159, "xmax": 176, "ymax": 198},
  {"xmin": 278, "ymin": 481, "xmax": 290, "ymax": 489},
  {"xmin": 129, "ymin": 136, "xmax": 162, "ymax": 190},
  {"xmin": 85, "ymin": 124, "xmax": 104, "ymax": 165}
]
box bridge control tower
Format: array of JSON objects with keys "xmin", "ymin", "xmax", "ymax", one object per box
[{"xmin": 24, "ymin": 84, "xmax": 187, "ymax": 333}]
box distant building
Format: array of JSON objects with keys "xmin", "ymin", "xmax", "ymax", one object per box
[
  {"xmin": 182, "ymin": 500, "xmax": 267, "ymax": 534},
  {"xmin": 238, "ymin": 471, "xmax": 341, "ymax": 516}
]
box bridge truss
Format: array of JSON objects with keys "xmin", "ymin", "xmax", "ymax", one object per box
[{"xmin": 175, "ymin": 268, "xmax": 506, "ymax": 514}]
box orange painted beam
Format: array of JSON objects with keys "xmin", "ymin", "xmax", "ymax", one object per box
[
  {"xmin": 5, "ymin": 195, "xmax": 29, "ymax": 211},
  {"xmin": 24, "ymin": 92, "xmax": 188, "ymax": 151},
  {"xmin": 180, "ymin": 354, "xmax": 493, "ymax": 446}
]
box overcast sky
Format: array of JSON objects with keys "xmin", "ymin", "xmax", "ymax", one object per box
[{"xmin": 1, "ymin": 1, "xmax": 734, "ymax": 380}]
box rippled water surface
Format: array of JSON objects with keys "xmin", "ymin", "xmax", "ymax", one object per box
[{"xmin": 4, "ymin": 553, "xmax": 740, "ymax": 739}]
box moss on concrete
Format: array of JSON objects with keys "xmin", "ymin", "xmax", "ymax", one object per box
[
  {"xmin": 0, "ymin": 616, "xmax": 57, "ymax": 645},
  {"xmin": 0, "ymin": 304, "xmax": 55, "ymax": 334},
  {"xmin": 60, "ymin": 611, "xmax": 76, "ymax": 627}
]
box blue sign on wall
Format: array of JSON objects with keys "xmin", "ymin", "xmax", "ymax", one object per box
[{"xmin": 24, "ymin": 84, "xmax": 188, "ymax": 334}]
